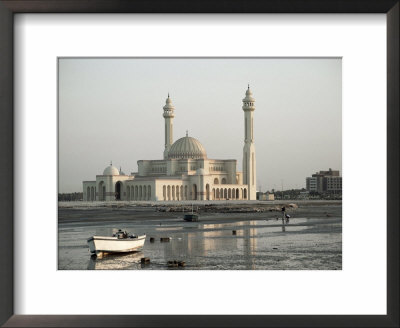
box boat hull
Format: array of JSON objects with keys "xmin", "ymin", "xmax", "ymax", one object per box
[
  {"xmin": 87, "ymin": 235, "xmax": 146, "ymax": 256},
  {"xmin": 183, "ymin": 214, "xmax": 199, "ymax": 222}
]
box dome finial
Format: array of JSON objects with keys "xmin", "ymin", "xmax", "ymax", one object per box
[
  {"xmin": 168, "ymin": 92, "xmax": 169, "ymax": 98},
  {"xmin": 110, "ymin": 160, "xmax": 112, "ymax": 166},
  {"xmin": 248, "ymin": 83, "xmax": 250, "ymax": 89},
  {"xmin": 186, "ymin": 130, "xmax": 188, "ymax": 137}
]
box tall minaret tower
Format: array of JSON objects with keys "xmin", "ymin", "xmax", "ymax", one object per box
[
  {"xmin": 163, "ymin": 93, "xmax": 175, "ymax": 159},
  {"xmin": 242, "ymin": 85, "xmax": 257, "ymax": 200}
]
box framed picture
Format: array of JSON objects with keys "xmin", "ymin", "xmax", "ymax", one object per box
[{"xmin": 0, "ymin": 0, "xmax": 398, "ymax": 327}]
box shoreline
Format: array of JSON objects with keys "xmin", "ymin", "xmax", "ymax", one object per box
[
  {"xmin": 59, "ymin": 199, "xmax": 341, "ymax": 208},
  {"xmin": 58, "ymin": 201, "xmax": 342, "ymax": 224}
]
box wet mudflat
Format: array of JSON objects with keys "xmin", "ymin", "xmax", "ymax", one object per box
[{"xmin": 58, "ymin": 205, "xmax": 342, "ymax": 270}]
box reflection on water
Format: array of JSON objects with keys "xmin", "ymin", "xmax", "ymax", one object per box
[
  {"xmin": 155, "ymin": 226, "xmax": 183, "ymax": 231},
  {"xmin": 59, "ymin": 217, "xmax": 342, "ymax": 270},
  {"xmin": 87, "ymin": 252, "xmax": 143, "ymax": 270}
]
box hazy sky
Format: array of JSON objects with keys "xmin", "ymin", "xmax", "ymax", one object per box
[{"xmin": 58, "ymin": 58, "xmax": 341, "ymax": 193}]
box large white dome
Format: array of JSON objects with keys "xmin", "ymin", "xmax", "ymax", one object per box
[
  {"xmin": 168, "ymin": 136, "xmax": 207, "ymax": 160},
  {"xmin": 103, "ymin": 164, "xmax": 120, "ymax": 176}
]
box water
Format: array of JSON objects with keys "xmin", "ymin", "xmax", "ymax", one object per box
[{"xmin": 58, "ymin": 210, "xmax": 342, "ymax": 270}]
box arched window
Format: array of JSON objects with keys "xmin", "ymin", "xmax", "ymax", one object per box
[
  {"xmin": 180, "ymin": 186, "xmax": 183, "ymax": 200},
  {"xmin": 143, "ymin": 186, "xmax": 147, "ymax": 201},
  {"xmin": 212, "ymin": 188, "xmax": 215, "ymax": 200},
  {"xmin": 224, "ymin": 188, "xmax": 227, "ymax": 199},
  {"xmin": 221, "ymin": 178, "xmax": 227, "ymax": 184},
  {"xmin": 167, "ymin": 185, "xmax": 171, "ymax": 201},
  {"xmin": 172, "ymin": 186, "xmax": 175, "ymax": 201},
  {"xmin": 127, "ymin": 186, "xmax": 130, "ymax": 200},
  {"xmin": 139, "ymin": 185, "xmax": 142, "ymax": 200},
  {"xmin": 236, "ymin": 188, "xmax": 239, "ymax": 199},
  {"xmin": 148, "ymin": 185, "xmax": 151, "ymax": 200},
  {"xmin": 163, "ymin": 185, "xmax": 166, "ymax": 201},
  {"xmin": 244, "ymin": 188, "xmax": 247, "ymax": 199},
  {"xmin": 214, "ymin": 178, "xmax": 219, "ymax": 185},
  {"xmin": 216, "ymin": 189, "xmax": 220, "ymax": 199},
  {"xmin": 228, "ymin": 189, "xmax": 231, "ymax": 199},
  {"xmin": 135, "ymin": 186, "xmax": 138, "ymax": 200},
  {"xmin": 115, "ymin": 182, "xmax": 122, "ymax": 200},
  {"xmin": 184, "ymin": 186, "xmax": 188, "ymax": 200},
  {"xmin": 176, "ymin": 185, "xmax": 180, "ymax": 200},
  {"xmin": 86, "ymin": 187, "xmax": 90, "ymax": 201},
  {"xmin": 192, "ymin": 184, "xmax": 197, "ymax": 200}
]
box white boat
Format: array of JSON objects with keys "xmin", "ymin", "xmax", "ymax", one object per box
[{"xmin": 87, "ymin": 229, "xmax": 146, "ymax": 257}]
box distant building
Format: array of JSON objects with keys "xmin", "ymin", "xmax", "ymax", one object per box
[
  {"xmin": 318, "ymin": 169, "xmax": 340, "ymax": 177},
  {"xmin": 257, "ymin": 192, "xmax": 275, "ymax": 201},
  {"xmin": 306, "ymin": 177, "xmax": 319, "ymax": 192},
  {"xmin": 306, "ymin": 168, "xmax": 342, "ymax": 193},
  {"xmin": 324, "ymin": 176, "xmax": 342, "ymax": 193}
]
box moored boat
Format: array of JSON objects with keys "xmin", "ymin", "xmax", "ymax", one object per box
[
  {"xmin": 183, "ymin": 204, "xmax": 199, "ymax": 222},
  {"xmin": 183, "ymin": 213, "xmax": 199, "ymax": 222},
  {"xmin": 87, "ymin": 229, "xmax": 146, "ymax": 257}
]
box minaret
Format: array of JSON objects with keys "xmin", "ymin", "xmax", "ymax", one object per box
[
  {"xmin": 242, "ymin": 85, "xmax": 257, "ymax": 200},
  {"xmin": 163, "ymin": 93, "xmax": 175, "ymax": 159}
]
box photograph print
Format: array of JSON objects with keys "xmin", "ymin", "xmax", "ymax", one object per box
[{"xmin": 58, "ymin": 58, "xmax": 342, "ymax": 270}]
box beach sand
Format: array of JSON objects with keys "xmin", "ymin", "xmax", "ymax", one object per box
[{"xmin": 58, "ymin": 201, "xmax": 342, "ymax": 270}]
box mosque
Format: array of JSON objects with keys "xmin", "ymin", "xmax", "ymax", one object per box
[{"xmin": 83, "ymin": 86, "xmax": 257, "ymax": 202}]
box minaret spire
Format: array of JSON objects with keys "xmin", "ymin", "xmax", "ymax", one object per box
[
  {"xmin": 163, "ymin": 93, "xmax": 175, "ymax": 159},
  {"xmin": 242, "ymin": 85, "xmax": 257, "ymax": 200}
]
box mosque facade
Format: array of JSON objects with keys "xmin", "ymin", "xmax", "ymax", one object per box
[{"xmin": 83, "ymin": 86, "xmax": 257, "ymax": 201}]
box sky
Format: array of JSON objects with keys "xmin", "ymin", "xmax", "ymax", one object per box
[{"xmin": 58, "ymin": 58, "xmax": 341, "ymax": 193}]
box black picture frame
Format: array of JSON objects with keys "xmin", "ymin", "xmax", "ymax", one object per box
[{"xmin": 0, "ymin": 1, "xmax": 398, "ymax": 327}]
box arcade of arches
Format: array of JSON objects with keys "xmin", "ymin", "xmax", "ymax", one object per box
[
  {"xmin": 125, "ymin": 184, "xmax": 152, "ymax": 201},
  {"xmin": 86, "ymin": 182, "xmax": 247, "ymax": 201},
  {"xmin": 160, "ymin": 184, "xmax": 247, "ymax": 201}
]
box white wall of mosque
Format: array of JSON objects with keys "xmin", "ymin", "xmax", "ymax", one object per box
[{"xmin": 83, "ymin": 175, "xmax": 248, "ymax": 202}]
